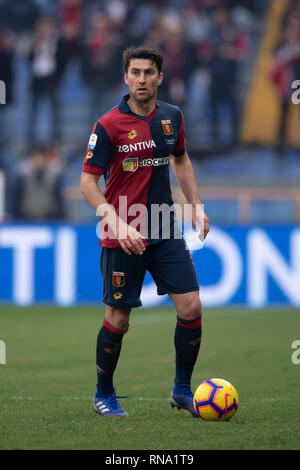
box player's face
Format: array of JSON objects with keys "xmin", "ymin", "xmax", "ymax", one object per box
[{"xmin": 125, "ymin": 59, "xmax": 163, "ymax": 103}]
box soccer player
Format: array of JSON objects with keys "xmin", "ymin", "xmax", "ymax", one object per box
[{"xmin": 81, "ymin": 46, "xmax": 210, "ymax": 417}]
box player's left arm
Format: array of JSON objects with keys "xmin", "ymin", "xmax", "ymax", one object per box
[{"xmin": 170, "ymin": 151, "xmax": 210, "ymax": 241}]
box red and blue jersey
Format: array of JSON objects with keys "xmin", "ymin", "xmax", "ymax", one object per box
[{"xmin": 82, "ymin": 94, "xmax": 186, "ymax": 248}]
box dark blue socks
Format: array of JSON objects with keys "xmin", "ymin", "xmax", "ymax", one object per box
[
  {"xmin": 96, "ymin": 318, "xmax": 128, "ymax": 395},
  {"xmin": 174, "ymin": 315, "xmax": 202, "ymax": 386}
]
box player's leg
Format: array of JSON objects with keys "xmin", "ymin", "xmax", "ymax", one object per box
[
  {"xmin": 169, "ymin": 291, "xmax": 202, "ymax": 387},
  {"xmin": 96, "ymin": 306, "xmax": 131, "ymax": 396},
  {"xmin": 148, "ymin": 238, "xmax": 201, "ymax": 417},
  {"xmin": 94, "ymin": 247, "xmax": 147, "ymax": 417},
  {"xmin": 94, "ymin": 306, "xmax": 131, "ymax": 417},
  {"xmin": 168, "ymin": 291, "xmax": 202, "ymax": 417}
]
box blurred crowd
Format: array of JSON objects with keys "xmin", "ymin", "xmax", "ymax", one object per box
[
  {"xmin": 270, "ymin": 0, "xmax": 300, "ymax": 157},
  {"xmin": 0, "ymin": 0, "xmax": 288, "ymax": 222}
]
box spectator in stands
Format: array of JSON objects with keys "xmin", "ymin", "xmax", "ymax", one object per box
[
  {"xmin": 0, "ymin": 0, "xmax": 40, "ymax": 57},
  {"xmin": 55, "ymin": 0, "xmax": 83, "ymax": 77},
  {"xmin": 104, "ymin": 0, "xmax": 131, "ymax": 28},
  {"xmin": 0, "ymin": 0, "xmax": 40, "ymax": 35},
  {"xmin": 80, "ymin": 12, "xmax": 124, "ymax": 124},
  {"xmin": 206, "ymin": 6, "xmax": 248, "ymax": 145},
  {"xmin": 13, "ymin": 144, "xmax": 65, "ymax": 221},
  {"xmin": 155, "ymin": 15, "xmax": 196, "ymax": 107},
  {"xmin": 0, "ymin": 26, "xmax": 14, "ymax": 165},
  {"xmin": 271, "ymin": 13, "xmax": 300, "ymax": 157},
  {"xmin": 27, "ymin": 17, "xmax": 62, "ymax": 145},
  {"xmin": 0, "ymin": 27, "xmax": 13, "ymax": 103}
]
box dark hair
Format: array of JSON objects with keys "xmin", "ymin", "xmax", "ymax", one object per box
[{"xmin": 123, "ymin": 46, "xmax": 163, "ymax": 74}]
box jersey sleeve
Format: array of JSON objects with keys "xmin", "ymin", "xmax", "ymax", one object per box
[
  {"xmin": 172, "ymin": 111, "xmax": 186, "ymax": 157},
  {"xmin": 82, "ymin": 122, "xmax": 113, "ymax": 175}
]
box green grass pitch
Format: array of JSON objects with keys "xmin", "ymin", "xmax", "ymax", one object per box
[{"xmin": 0, "ymin": 306, "xmax": 300, "ymax": 450}]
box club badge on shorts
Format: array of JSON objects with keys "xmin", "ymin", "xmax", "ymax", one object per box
[
  {"xmin": 112, "ymin": 271, "xmax": 125, "ymax": 288},
  {"xmin": 161, "ymin": 120, "xmax": 173, "ymax": 135}
]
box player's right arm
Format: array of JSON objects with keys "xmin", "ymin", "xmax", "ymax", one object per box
[
  {"xmin": 82, "ymin": 122, "xmax": 145, "ymax": 255},
  {"xmin": 80, "ymin": 172, "xmax": 145, "ymax": 256}
]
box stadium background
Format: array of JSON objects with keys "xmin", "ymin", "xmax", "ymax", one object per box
[
  {"xmin": 0, "ymin": 0, "xmax": 299, "ymax": 308},
  {"xmin": 1, "ymin": 0, "xmax": 300, "ymax": 453}
]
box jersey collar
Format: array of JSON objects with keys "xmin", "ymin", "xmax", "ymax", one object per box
[{"xmin": 118, "ymin": 94, "xmax": 160, "ymax": 121}]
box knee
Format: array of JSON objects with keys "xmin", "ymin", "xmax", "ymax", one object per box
[
  {"xmin": 177, "ymin": 296, "xmax": 202, "ymax": 321},
  {"xmin": 105, "ymin": 306, "xmax": 131, "ymax": 332}
]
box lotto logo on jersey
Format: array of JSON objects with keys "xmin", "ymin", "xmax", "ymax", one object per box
[
  {"xmin": 122, "ymin": 157, "xmax": 138, "ymax": 172},
  {"xmin": 161, "ymin": 120, "xmax": 173, "ymax": 135},
  {"xmin": 88, "ymin": 133, "xmax": 98, "ymax": 150},
  {"xmin": 128, "ymin": 129, "xmax": 138, "ymax": 140},
  {"xmin": 112, "ymin": 272, "xmax": 125, "ymax": 288},
  {"xmin": 85, "ymin": 151, "xmax": 94, "ymax": 160}
]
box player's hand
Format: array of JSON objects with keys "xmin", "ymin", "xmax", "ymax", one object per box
[
  {"xmin": 191, "ymin": 203, "xmax": 210, "ymax": 241},
  {"xmin": 199, "ymin": 212, "xmax": 210, "ymax": 241},
  {"xmin": 116, "ymin": 218, "xmax": 146, "ymax": 256},
  {"xmin": 97, "ymin": 204, "xmax": 146, "ymax": 256}
]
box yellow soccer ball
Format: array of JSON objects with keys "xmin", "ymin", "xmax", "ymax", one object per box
[{"xmin": 193, "ymin": 378, "xmax": 239, "ymax": 421}]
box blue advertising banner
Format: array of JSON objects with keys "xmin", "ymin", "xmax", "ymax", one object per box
[{"xmin": 0, "ymin": 224, "xmax": 299, "ymax": 307}]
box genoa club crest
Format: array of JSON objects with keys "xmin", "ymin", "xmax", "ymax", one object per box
[
  {"xmin": 161, "ymin": 120, "xmax": 173, "ymax": 135},
  {"xmin": 112, "ymin": 271, "xmax": 125, "ymax": 288}
]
